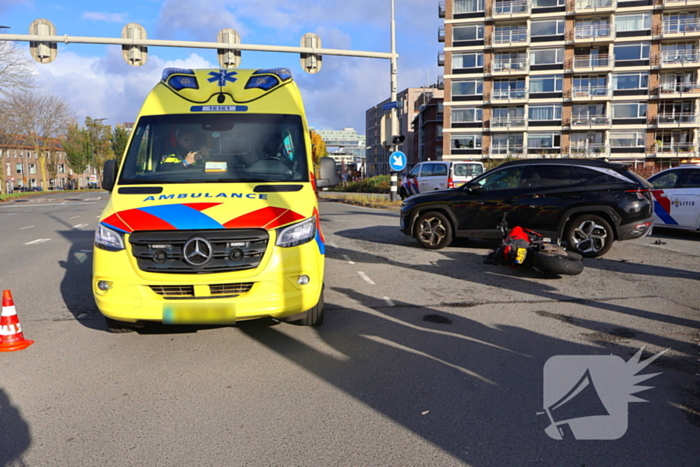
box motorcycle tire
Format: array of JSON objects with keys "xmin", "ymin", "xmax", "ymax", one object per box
[{"xmin": 532, "ymin": 251, "xmax": 584, "ymax": 276}]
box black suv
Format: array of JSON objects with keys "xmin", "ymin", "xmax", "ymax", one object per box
[{"xmin": 400, "ymin": 159, "xmax": 654, "ymax": 257}]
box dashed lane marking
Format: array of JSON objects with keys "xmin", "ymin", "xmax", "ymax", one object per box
[
  {"xmin": 72, "ymin": 224, "xmax": 89, "ymax": 228},
  {"xmin": 358, "ymin": 271, "xmax": 375, "ymax": 285},
  {"xmin": 383, "ymin": 296, "xmax": 395, "ymax": 307},
  {"xmin": 25, "ymin": 238, "xmax": 50, "ymax": 245},
  {"xmin": 19, "ymin": 225, "xmax": 35, "ymax": 230},
  {"xmin": 343, "ymin": 254, "xmax": 356, "ymax": 265}
]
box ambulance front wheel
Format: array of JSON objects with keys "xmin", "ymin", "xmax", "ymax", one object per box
[{"xmin": 290, "ymin": 291, "xmax": 324, "ymax": 326}]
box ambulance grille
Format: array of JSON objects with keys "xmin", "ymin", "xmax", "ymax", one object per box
[
  {"xmin": 129, "ymin": 229, "xmax": 269, "ymax": 274},
  {"xmin": 150, "ymin": 285, "xmax": 195, "ymax": 297},
  {"xmin": 209, "ymin": 283, "xmax": 254, "ymax": 296}
]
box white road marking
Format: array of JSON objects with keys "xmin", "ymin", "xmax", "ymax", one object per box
[
  {"xmin": 19, "ymin": 225, "xmax": 35, "ymax": 230},
  {"xmin": 25, "ymin": 238, "xmax": 50, "ymax": 245},
  {"xmin": 383, "ymin": 296, "xmax": 395, "ymax": 307},
  {"xmin": 70, "ymin": 216, "xmax": 80, "ymax": 219},
  {"xmin": 343, "ymin": 254, "xmax": 356, "ymax": 265},
  {"xmin": 72, "ymin": 224, "xmax": 89, "ymax": 228},
  {"xmin": 358, "ymin": 271, "xmax": 375, "ymax": 285},
  {"xmin": 645, "ymin": 243, "xmax": 700, "ymax": 256}
]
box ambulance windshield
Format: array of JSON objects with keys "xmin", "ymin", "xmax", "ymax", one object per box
[{"xmin": 118, "ymin": 113, "xmax": 309, "ymax": 184}]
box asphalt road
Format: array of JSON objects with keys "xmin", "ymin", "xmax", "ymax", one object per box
[{"xmin": 0, "ymin": 192, "xmax": 698, "ymax": 466}]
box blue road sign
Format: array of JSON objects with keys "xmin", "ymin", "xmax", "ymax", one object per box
[
  {"xmin": 389, "ymin": 151, "xmax": 407, "ymax": 172},
  {"xmin": 382, "ymin": 101, "xmax": 398, "ymax": 111}
]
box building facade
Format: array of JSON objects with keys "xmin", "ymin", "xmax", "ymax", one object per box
[
  {"xmin": 413, "ymin": 97, "xmax": 446, "ymax": 165},
  {"xmin": 0, "ymin": 138, "xmax": 88, "ymax": 193},
  {"xmin": 313, "ymin": 127, "xmax": 367, "ymax": 178},
  {"xmin": 366, "ymin": 87, "xmax": 444, "ymax": 177},
  {"xmin": 440, "ymin": 0, "xmax": 700, "ymax": 168}
]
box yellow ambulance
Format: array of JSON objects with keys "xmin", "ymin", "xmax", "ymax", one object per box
[{"xmin": 93, "ymin": 68, "xmax": 339, "ymax": 331}]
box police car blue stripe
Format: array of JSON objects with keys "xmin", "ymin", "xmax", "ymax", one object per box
[{"xmin": 653, "ymin": 201, "xmax": 678, "ymax": 225}]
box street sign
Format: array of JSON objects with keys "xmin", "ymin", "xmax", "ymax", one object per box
[
  {"xmin": 382, "ymin": 101, "xmax": 398, "ymax": 111},
  {"xmin": 90, "ymin": 175, "xmax": 97, "ymax": 183},
  {"xmin": 389, "ymin": 151, "xmax": 407, "ymax": 172}
]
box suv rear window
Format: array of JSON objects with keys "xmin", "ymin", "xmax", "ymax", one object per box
[{"xmin": 573, "ymin": 167, "xmax": 632, "ymax": 185}]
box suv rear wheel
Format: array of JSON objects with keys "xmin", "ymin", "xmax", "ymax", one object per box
[
  {"xmin": 565, "ymin": 214, "xmax": 614, "ymax": 258},
  {"xmin": 414, "ymin": 211, "xmax": 453, "ymax": 249}
]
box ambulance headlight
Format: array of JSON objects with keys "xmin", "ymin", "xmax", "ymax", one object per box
[
  {"xmin": 275, "ymin": 216, "xmax": 316, "ymax": 248},
  {"xmin": 95, "ymin": 224, "xmax": 125, "ymax": 251}
]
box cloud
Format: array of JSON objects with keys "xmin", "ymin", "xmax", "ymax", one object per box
[
  {"xmin": 81, "ymin": 12, "xmax": 129, "ymax": 23},
  {"xmin": 156, "ymin": 0, "xmax": 246, "ymax": 41}
]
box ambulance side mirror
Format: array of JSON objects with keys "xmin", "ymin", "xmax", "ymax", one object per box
[
  {"xmin": 316, "ymin": 157, "xmax": 340, "ymax": 188},
  {"xmin": 102, "ymin": 160, "xmax": 117, "ymax": 192}
]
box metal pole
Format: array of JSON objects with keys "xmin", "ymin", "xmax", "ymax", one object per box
[{"xmin": 389, "ymin": 0, "xmax": 399, "ymax": 202}]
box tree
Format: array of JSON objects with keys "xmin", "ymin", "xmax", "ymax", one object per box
[
  {"xmin": 0, "ymin": 91, "xmax": 74, "ymax": 189},
  {"xmin": 309, "ymin": 130, "xmax": 328, "ymax": 171},
  {"xmin": 0, "ymin": 41, "xmax": 35, "ymax": 97},
  {"xmin": 109, "ymin": 125, "xmax": 130, "ymax": 166},
  {"xmin": 85, "ymin": 117, "xmax": 113, "ymax": 178},
  {"xmin": 62, "ymin": 124, "xmax": 91, "ymax": 183}
]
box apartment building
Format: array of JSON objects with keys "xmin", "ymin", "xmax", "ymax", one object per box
[
  {"xmin": 366, "ymin": 87, "xmax": 444, "ymax": 177},
  {"xmin": 413, "ymin": 96, "xmax": 446, "ymax": 164},
  {"xmin": 0, "ymin": 137, "xmax": 74, "ymax": 193},
  {"xmin": 440, "ymin": 0, "xmax": 700, "ymax": 165}
]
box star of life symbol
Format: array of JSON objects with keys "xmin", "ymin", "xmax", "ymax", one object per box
[
  {"xmin": 207, "ymin": 70, "xmax": 238, "ymax": 87},
  {"xmin": 539, "ymin": 347, "xmax": 668, "ymax": 440}
]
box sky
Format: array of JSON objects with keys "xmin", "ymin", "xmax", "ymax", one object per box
[{"xmin": 0, "ymin": 0, "xmax": 442, "ymax": 134}]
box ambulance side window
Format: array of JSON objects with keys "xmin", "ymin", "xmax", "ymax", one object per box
[{"xmin": 135, "ymin": 124, "xmax": 152, "ymax": 174}]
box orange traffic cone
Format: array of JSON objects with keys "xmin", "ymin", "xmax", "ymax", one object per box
[{"xmin": 0, "ymin": 290, "xmax": 34, "ymax": 352}]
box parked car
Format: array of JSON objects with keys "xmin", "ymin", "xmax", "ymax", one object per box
[
  {"xmin": 399, "ymin": 160, "xmax": 484, "ymax": 200},
  {"xmin": 400, "ymin": 158, "xmax": 654, "ymax": 257},
  {"xmin": 647, "ymin": 162, "xmax": 700, "ymax": 231}
]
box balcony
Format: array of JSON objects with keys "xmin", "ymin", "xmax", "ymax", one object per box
[
  {"xmin": 566, "ymin": 85, "xmax": 611, "ymax": 99},
  {"xmin": 489, "ymin": 89, "xmax": 528, "ymax": 101},
  {"xmin": 438, "ymin": 1, "xmax": 445, "ymax": 18},
  {"xmin": 658, "ymin": 51, "xmax": 700, "ymax": 67},
  {"xmin": 654, "ymin": 143, "xmax": 699, "ymax": 156},
  {"xmin": 438, "ymin": 52, "xmax": 444, "ymax": 67},
  {"xmin": 655, "ymin": 113, "xmax": 699, "ymax": 126},
  {"xmin": 488, "ymin": 0, "xmax": 530, "ymax": 17},
  {"xmin": 568, "ymin": 144, "xmax": 610, "ymax": 156},
  {"xmin": 489, "ymin": 58, "xmax": 529, "ymax": 74},
  {"xmin": 571, "ymin": 0, "xmax": 616, "ymax": 13},
  {"xmin": 655, "ymin": 82, "xmax": 700, "ymax": 96},
  {"xmin": 569, "ymin": 54, "xmax": 614, "ymax": 71},
  {"xmin": 663, "ymin": 0, "xmax": 700, "ymax": 6},
  {"xmin": 490, "ymin": 117, "xmax": 527, "ymax": 129},
  {"xmin": 661, "ymin": 19, "xmax": 700, "ymax": 36},
  {"xmin": 438, "ymin": 27, "xmax": 445, "ymax": 43},
  {"xmin": 492, "ymin": 30, "xmax": 529, "ymax": 47},
  {"xmin": 568, "ymin": 114, "xmax": 611, "ymax": 127},
  {"xmin": 569, "ymin": 24, "xmax": 614, "ymax": 42}
]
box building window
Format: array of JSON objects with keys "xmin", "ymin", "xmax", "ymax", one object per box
[
  {"xmin": 452, "ymin": 107, "xmax": 483, "ymax": 123},
  {"xmin": 614, "ymin": 42, "xmax": 650, "ymax": 61},
  {"xmin": 16, "ymin": 163, "xmax": 22, "ymax": 174},
  {"xmin": 5, "ymin": 163, "xmax": 10, "ymax": 177},
  {"xmin": 531, "ymin": 19, "xmax": 565, "ymax": 37},
  {"xmin": 29, "ymin": 164, "xmax": 36, "ymax": 175},
  {"xmin": 616, "ymin": 13, "xmax": 651, "ymax": 32},
  {"xmin": 59, "ymin": 164, "xmax": 66, "ymax": 174},
  {"xmin": 452, "ymin": 79, "xmax": 484, "ymax": 96},
  {"xmin": 454, "ymin": 0, "xmax": 485, "ymax": 13},
  {"xmin": 530, "ymin": 48, "xmax": 564, "ymax": 65},
  {"xmin": 529, "ymin": 104, "xmax": 562, "ymax": 121},
  {"xmin": 533, "ymin": 0, "xmax": 565, "ymax": 6},
  {"xmin": 451, "ymin": 134, "xmax": 482, "ymax": 149},
  {"xmin": 528, "ymin": 133, "xmax": 561, "ymax": 150},
  {"xmin": 612, "ymin": 102, "xmax": 647, "ymax": 119},
  {"xmin": 454, "ymin": 25, "xmax": 484, "ymax": 41},
  {"xmin": 437, "ymin": 125, "xmax": 443, "ymax": 141},
  {"xmin": 492, "ymin": 133, "xmax": 524, "ymax": 153},
  {"xmin": 613, "ymin": 72, "xmax": 649, "ymax": 90},
  {"xmin": 610, "ymin": 131, "xmax": 645, "ymax": 147},
  {"xmin": 453, "ymin": 53, "xmax": 483, "ymax": 68},
  {"xmin": 529, "ymin": 75, "xmax": 563, "ymax": 92}
]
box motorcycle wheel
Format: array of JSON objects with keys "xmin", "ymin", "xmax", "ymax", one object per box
[{"xmin": 532, "ymin": 251, "xmax": 584, "ymax": 276}]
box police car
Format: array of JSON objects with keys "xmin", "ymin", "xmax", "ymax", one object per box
[{"xmin": 648, "ymin": 162, "xmax": 700, "ymax": 231}]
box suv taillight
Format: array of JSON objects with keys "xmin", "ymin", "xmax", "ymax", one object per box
[
  {"xmin": 447, "ymin": 176, "xmax": 454, "ymax": 188},
  {"xmin": 626, "ymin": 188, "xmax": 651, "ymax": 200}
]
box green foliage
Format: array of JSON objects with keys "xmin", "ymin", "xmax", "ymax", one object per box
[
  {"xmin": 333, "ymin": 175, "xmax": 391, "ymax": 193},
  {"xmin": 62, "ymin": 124, "xmax": 91, "ymax": 175},
  {"xmin": 110, "ymin": 125, "xmax": 129, "ymax": 165}
]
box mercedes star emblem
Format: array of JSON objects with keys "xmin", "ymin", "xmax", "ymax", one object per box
[{"xmin": 183, "ymin": 237, "xmax": 213, "ymax": 266}]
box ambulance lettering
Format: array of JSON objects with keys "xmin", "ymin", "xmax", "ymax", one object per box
[{"xmin": 144, "ymin": 193, "xmax": 268, "ymax": 202}]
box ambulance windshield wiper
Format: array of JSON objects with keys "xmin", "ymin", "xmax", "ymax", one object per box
[{"xmin": 120, "ymin": 178, "xmax": 179, "ymax": 184}]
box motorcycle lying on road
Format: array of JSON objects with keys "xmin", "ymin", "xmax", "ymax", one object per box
[{"xmin": 484, "ymin": 215, "xmax": 584, "ymax": 276}]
